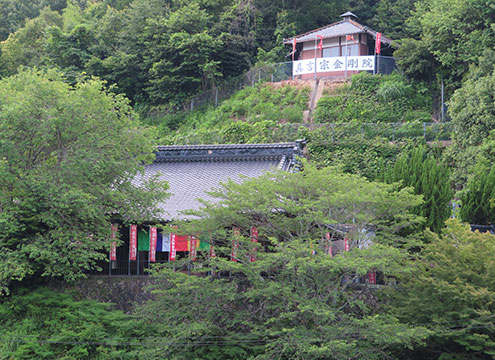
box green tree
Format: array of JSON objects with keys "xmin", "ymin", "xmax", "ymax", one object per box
[
  {"xmin": 371, "ymin": 0, "xmax": 416, "ymax": 39},
  {"xmin": 390, "ymin": 220, "xmax": 495, "ymax": 359},
  {"xmin": 383, "ymin": 145, "xmax": 453, "ymax": 233},
  {"xmin": 143, "ymin": 3, "xmax": 223, "ymax": 105},
  {"xmin": 446, "ymin": 60, "xmax": 495, "ymax": 187},
  {"xmin": 459, "ymin": 165, "xmax": 495, "ymax": 225},
  {"xmin": 0, "ymin": 69, "xmax": 168, "ymax": 294},
  {"xmin": 0, "ymin": 0, "xmax": 66, "ymax": 41},
  {"xmin": 395, "ymin": 0, "xmax": 495, "ymax": 91},
  {"xmin": 138, "ymin": 163, "xmax": 428, "ymax": 359},
  {"xmin": 0, "ymin": 7, "xmax": 63, "ymax": 76}
]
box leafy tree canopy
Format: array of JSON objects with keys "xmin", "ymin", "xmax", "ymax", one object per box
[
  {"xmin": 0, "ymin": 0, "xmax": 66, "ymax": 41},
  {"xmin": 395, "ymin": 0, "xmax": 495, "ymax": 92},
  {"xmin": 390, "ymin": 220, "xmax": 495, "ymax": 359},
  {"xmin": 446, "ymin": 55, "xmax": 495, "ymax": 187}
]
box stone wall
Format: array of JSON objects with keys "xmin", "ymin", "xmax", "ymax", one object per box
[{"xmin": 53, "ymin": 276, "xmax": 158, "ymax": 314}]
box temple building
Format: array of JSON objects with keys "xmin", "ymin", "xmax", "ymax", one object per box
[
  {"xmin": 99, "ymin": 141, "xmax": 305, "ymax": 275},
  {"xmin": 284, "ymin": 11, "xmax": 395, "ymax": 79}
]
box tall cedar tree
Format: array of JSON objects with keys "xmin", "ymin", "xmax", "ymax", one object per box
[
  {"xmin": 459, "ymin": 166, "xmax": 495, "ymax": 225},
  {"xmin": 383, "ymin": 145, "xmax": 452, "ymax": 233}
]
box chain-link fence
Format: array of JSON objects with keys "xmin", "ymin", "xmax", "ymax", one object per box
[
  {"xmin": 187, "ymin": 62, "xmax": 293, "ymax": 112},
  {"xmin": 376, "ymin": 56, "xmax": 396, "ymax": 75},
  {"xmin": 185, "ymin": 57, "xmax": 397, "ymax": 112}
]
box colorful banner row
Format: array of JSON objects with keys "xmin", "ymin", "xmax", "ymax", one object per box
[
  {"xmin": 110, "ymin": 225, "xmax": 219, "ymax": 263},
  {"xmin": 111, "ymin": 225, "xmax": 377, "ymax": 282}
]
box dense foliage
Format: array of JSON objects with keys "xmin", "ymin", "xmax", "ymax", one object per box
[
  {"xmin": 390, "ymin": 221, "xmax": 495, "ymax": 359},
  {"xmin": 395, "ymin": 0, "xmax": 495, "ymax": 93},
  {"xmin": 459, "ymin": 165, "xmax": 495, "ymax": 225},
  {"xmin": 0, "ymin": 0, "xmax": 66, "ymax": 41},
  {"xmin": 1, "ymin": 0, "xmax": 495, "ymax": 358},
  {"xmin": 0, "ymin": 287, "xmax": 143, "ymax": 359},
  {"xmin": 0, "ymin": 0, "xmax": 381, "ymax": 106},
  {"xmin": 313, "ymin": 72, "xmax": 431, "ymax": 123}
]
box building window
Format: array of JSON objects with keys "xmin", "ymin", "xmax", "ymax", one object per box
[
  {"xmin": 343, "ymin": 44, "xmax": 359, "ymax": 56},
  {"xmin": 322, "ymin": 46, "xmax": 340, "ymax": 57}
]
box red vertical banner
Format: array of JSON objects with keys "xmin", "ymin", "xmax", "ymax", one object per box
[
  {"xmin": 375, "ymin": 32, "xmax": 382, "ymax": 54},
  {"xmin": 325, "ymin": 232, "xmax": 333, "ymax": 257},
  {"xmin": 210, "ymin": 239, "xmax": 216, "ymax": 259},
  {"xmin": 190, "ymin": 236, "xmax": 197, "ymax": 262},
  {"xmin": 231, "ymin": 227, "xmax": 240, "ymax": 262},
  {"xmin": 129, "ymin": 225, "xmax": 137, "ymax": 261},
  {"xmin": 149, "ymin": 227, "xmax": 157, "ymax": 263},
  {"xmin": 344, "ymin": 237, "xmax": 350, "ymax": 252},
  {"xmin": 368, "ymin": 271, "xmax": 376, "ymax": 284},
  {"xmin": 110, "ymin": 224, "xmax": 117, "ymax": 261},
  {"xmin": 170, "ymin": 232, "xmax": 176, "ymax": 261},
  {"xmin": 250, "ymin": 227, "xmax": 258, "ymax": 263},
  {"xmin": 292, "ymin": 38, "xmax": 297, "ymax": 61},
  {"xmin": 316, "ymin": 35, "xmax": 323, "ymax": 50}
]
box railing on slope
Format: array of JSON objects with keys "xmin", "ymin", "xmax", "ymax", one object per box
[
  {"xmin": 185, "ymin": 57, "xmax": 396, "ymax": 112},
  {"xmin": 187, "ymin": 62, "xmax": 293, "ymax": 111},
  {"xmin": 168, "ymin": 122, "xmax": 454, "ymax": 145}
]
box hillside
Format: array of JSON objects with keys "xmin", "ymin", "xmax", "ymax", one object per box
[{"xmin": 3, "ymin": 0, "xmax": 495, "ymax": 359}]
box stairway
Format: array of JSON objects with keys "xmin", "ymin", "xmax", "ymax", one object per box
[{"xmin": 304, "ymin": 78, "xmax": 348, "ymax": 122}]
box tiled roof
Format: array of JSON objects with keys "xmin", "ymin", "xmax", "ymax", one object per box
[
  {"xmin": 284, "ymin": 19, "xmax": 393, "ymax": 45},
  {"xmin": 135, "ymin": 141, "xmax": 305, "ymax": 221}
]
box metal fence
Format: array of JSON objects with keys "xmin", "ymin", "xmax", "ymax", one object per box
[
  {"xmin": 375, "ymin": 56, "xmax": 397, "ymax": 75},
  {"xmin": 169, "ymin": 122, "xmax": 454, "ymax": 145},
  {"xmin": 187, "ymin": 62, "xmax": 293, "ymax": 111},
  {"xmin": 297, "ymin": 121, "xmax": 454, "ymax": 143},
  {"xmin": 185, "ymin": 57, "xmax": 396, "ymax": 112}
]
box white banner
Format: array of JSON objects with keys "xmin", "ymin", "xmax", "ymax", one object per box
[
  {"xmin": 161, "ymin": 233, "xmax": 170, "ymax": 252},
  {"xmin": 293, "ymin": 56, "xmax": 375, "ymax": 76}
]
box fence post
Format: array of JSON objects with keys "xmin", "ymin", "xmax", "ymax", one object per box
[
  {"xmin": 190, "ymin": 99, "xmax": 194, "ymax": 112},
  {"xmin": 259, "ymin": 70, "xmax": 261, "ymax": 82},
  {"xmin": 215, "ymin": 88, "xmax": 219, "ymax": 107},
  {"xmin": 423, "ymin": 123, "xmax": 426, "ymax": 140},
  {"xmin": 271, "ymin": 73, "xmax": 274, "ymax": 82}
]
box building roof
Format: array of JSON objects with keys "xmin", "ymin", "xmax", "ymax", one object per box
[
  {"xmin": 283, "ymin": 14, "xmax": 393, "ymax": 45},
  {"xmin": 135, "ymin": 141, "xmax": 305, "ymax": 221}
]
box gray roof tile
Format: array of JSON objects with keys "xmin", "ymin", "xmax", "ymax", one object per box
[
  {"xmin": 284, "ymin": 20, "xmax": 393, "ymax": 45},
  {"xmin": 135, "ymin": 142, "xmax": 305, "ymax": 221},
  {"xmin": 137, "ymin": 159, "xmax": 280, "ymax": 220}
]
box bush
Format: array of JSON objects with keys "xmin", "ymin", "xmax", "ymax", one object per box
[
  {"xmin": 0, "ymin": 287, "xmax": 145, "ymax": 360},
  {"xmin": 313, "ymin": 72, "xmax": 432, "ymax": 123}
]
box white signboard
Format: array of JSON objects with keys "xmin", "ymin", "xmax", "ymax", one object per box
[{"xmin": 292, "ymin": 56, "xmax": 375, "ymax": 76}]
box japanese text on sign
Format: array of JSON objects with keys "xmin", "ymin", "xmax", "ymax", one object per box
[{"xmin": 292, "ymin": 56, "xmax": 375, "ymax": 76}]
